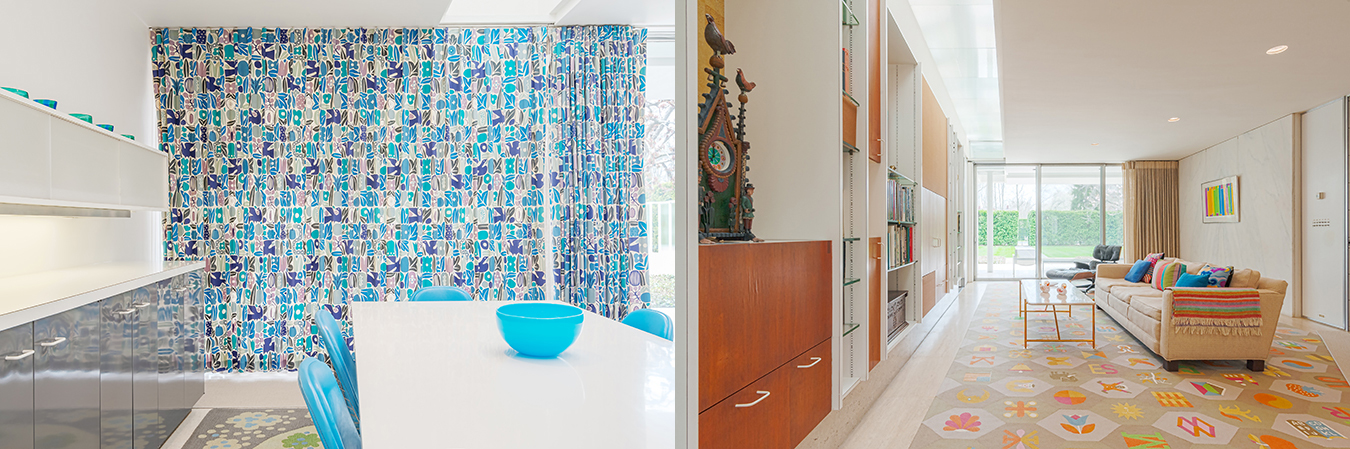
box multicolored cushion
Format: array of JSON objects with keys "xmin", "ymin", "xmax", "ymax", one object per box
[
  {"xmin": 1125, "ymin": 260, "xmax": 1152, "ymax": 283},
  {"xmin": 1175, "ymin": 272, "xmax": 1210, "ymax": 288},
  {"xmin": 1200, "ymin": 265, "xmax": 1234, "ymax": 287},
  {"xmin": 1140, "ymin": 252, "xmax": 1164, "ymax": 284},
  {"xmin": 1152, "ymin": 261, "xmax": 1187, "ymax": 290}
]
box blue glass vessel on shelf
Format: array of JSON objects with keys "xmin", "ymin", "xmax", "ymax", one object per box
[
  {"xmin": 34, "ymin": 99, "xmax": 57, "ymax": 109},
  {"xmin": 2, "ymin": 87, "xmax": 28, "ymax": 98},
  {"xmin": 97, "ymin": 124, "xmax": 114, "ymax": 132},
  {"xmin": 496, "ymin": 303, "xmax": 584, "ymax": 358}
]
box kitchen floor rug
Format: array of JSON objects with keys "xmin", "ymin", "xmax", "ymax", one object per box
[
  {"xmin": 911, "ymin": 283, "xmax": 1350, "ymax": 448},
  {"xmin": 182, "ymin": 408, "xmax": 319, "ymax": 449}
]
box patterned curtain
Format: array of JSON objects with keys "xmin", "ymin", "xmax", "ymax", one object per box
[
  {"xmin": 547, "ymin": 26, "xmax": 649, "ymax": 320},
  {"xmin": 153, "ymin": 26, "xmax": 645, "ymax": 372}
]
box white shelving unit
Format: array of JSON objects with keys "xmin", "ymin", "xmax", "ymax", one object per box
[
  {"xmin": 884, "ymin": 42, "xmax": 925, "ymax": 355},
  {"xmin": 0, "ymin": 89, "xmax": 167, "ymax": 213},
  {"xmin": 839, "ymin": 0, "xmax": 870, "ymax": 399}
]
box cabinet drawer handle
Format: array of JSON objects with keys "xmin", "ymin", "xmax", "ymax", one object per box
[
  {"xmin": 735, "ymin": 391, "xmax": 771, "ymax": 408},
  {"xmin": 4, "ymin": 350, "xmax": 34, "ymax": 361},
  {"xmin": 797, "ymin": 357, "xmax": 822, "ymax": 368},
  {"xmin": 132, "ymin": 302, "xmax": 152, "ymax": 308},
  {"xmin": 38, "ymin": 337, "xmax": 66, "ymax": 347},
  {"xmin": 115, "ymin": 309, "xmax": 135, "ymax": 315}
]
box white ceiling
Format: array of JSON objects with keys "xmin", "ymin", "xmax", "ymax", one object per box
[
  {"xmin": 128, "ymin": 0, "xmax": 452, "ymax": 27},
  {"xmin": 997, "ymin": 0, "xmax": 1350, "ymax": 163}
]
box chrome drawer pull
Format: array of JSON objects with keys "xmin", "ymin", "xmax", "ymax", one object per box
[
  {"xmin": 735, "ymin": 391, "xmax": 771, "ymax": 408},
  {"xmin": 4, "ymin": 350, "xmax": 34, "ymax": 361},
  {"xmin": 797, "ymin": 357, "xmax": 822, "ymax": 368},
  {"xmin": 115, "ymin": 309, "xmax": 135, "ymax": 315},
  {"xmin": 38, "ymin": 337, "xmax": 66, "ymax": 347},
  {"xmin": 132, "ymin": 302, "xmax": 152, "ymax": 308}
]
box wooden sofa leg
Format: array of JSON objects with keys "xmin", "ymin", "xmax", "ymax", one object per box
[
  {"xmin": 1248, "ymin": 359, "xmax": 1266, "ymax": 372},
  {"xmin": 1163, "ymin": 360, "xmax": 1180, "ymax": 372}
]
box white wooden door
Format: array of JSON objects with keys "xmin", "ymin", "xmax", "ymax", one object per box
[{"xmin": 1301, "ymin": 96, "xmax": 1348, "ymax": 329}]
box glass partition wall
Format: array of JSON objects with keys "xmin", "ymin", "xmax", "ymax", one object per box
[{"xmin": 974, "ymin": 164, "xmax": 1123, "ymax": 280}]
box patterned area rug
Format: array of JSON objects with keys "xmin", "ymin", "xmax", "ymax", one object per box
[
  {"xmin": 912, "ymin": 283, "xmax": 1350, "ymax": 448},
  {"xmin": 184, "ymin": 409, "xmax": 320, "ymax": 449}
]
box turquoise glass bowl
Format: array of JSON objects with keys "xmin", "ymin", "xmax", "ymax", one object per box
[
  {"xmin": 495, "ymin": 303, "xmax": 584, "ymax": 358},
  {"xmin": 2, "ymin": 87, "xmax": 28, "ymax": 98},
  {"xmin": 97, "ymin": 124, "xmax": 115, "ymax": 132},
  {"xmin": 121, "ymin": 134, "xmax": 135, "ymax": 140},
  {"xmin": 70, "ymin": 113, "xmax": 93, "ymax": 123},
  {"xmin": 34, "ymin": 99, "xmax": 57, "ymax": 109}
]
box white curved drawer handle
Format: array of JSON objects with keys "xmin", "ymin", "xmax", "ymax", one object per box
[
  {"xmin": 39, "ymin": 337, "xmax": 66, "ymax": 347},
  {"xmin": 735, "ymin": 391, "xmax": 771, "ymax": 408},
  {"xmin": 4, "ymin": 350, "xmax": 34, "ymax": 361},
  {"xmin": 797, "ymin": 357, "xmax": 822, "ymax": 368},
  {"xmin": 116, "ymin": 309, "xmax": 135, "ymax": 315},
  {"xmin": 132, "ymin": 302, "xmax": 152, "ymax": 308}
]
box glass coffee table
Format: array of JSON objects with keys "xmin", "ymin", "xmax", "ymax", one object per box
[{"xmin": 1019, "ymin": 280, "xmax": 1096, "ymax": 348}]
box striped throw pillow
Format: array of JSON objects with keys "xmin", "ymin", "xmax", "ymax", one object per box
[{"xmin": 1152, "ymin": 261, "xmax": 1187, "ymax": 290}]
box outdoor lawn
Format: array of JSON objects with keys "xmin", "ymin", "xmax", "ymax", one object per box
[{"xmin": 975, "ymin": 246, "xmax": 1095, "ymax": 259}]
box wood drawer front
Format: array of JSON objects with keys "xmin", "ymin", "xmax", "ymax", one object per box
[
  {"xmin": 699, "ymin": 241, "xmax": 831, "ymax": 412},
  {"xmin": 789, "ymin": 338, "xmax": 832, "ymax": 447},
  {"xmin": 698, "ymin": 366, "xmax": 790, "ymax": 449}
]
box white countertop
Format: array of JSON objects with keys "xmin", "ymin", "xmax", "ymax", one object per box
[
  {"xmin": 352, "ymin": 301, "xmax": 675, "ymax": 449},
  {"xmin": 0, "ymin": 260, "xmax": 205, "ymax": 330}
]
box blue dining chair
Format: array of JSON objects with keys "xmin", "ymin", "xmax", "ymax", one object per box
[
  {"xmin": 299, "ymin": 357, "xmax": 363, "ymax": 449},
  {"xmin": 621, "ymin": 309, "xmax": 673, "ymax": 340},
  {"xmin": 410, "ymin": 286, "xmax": 473, "ymax": 302},
  {"xmin": 316, "ymin": 312, "xmax": 360, "ymax": 426}
]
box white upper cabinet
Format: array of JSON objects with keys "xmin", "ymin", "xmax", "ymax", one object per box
[{"xmin": 0, "ymin": 89, "xmax": 167, "ymax": 211}]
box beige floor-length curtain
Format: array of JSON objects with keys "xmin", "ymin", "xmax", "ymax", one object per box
[{"xmin": 1123, "ymin": 160, "xmax": 1180, "ymax": 261}]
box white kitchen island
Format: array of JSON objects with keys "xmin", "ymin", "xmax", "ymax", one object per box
[{"xmin": 352, "ymin": 301, "xmax": 675, "ymax": 449}]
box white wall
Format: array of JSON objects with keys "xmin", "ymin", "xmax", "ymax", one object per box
[
  {"xmin": 0, "ymin": 1, "xmax": 161, "ymax": 277},
  {"xmin": 1178, "ymin": 115, "xmax": 1297, "ymax": 316}
]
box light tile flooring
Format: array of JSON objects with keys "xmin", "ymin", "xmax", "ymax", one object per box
[{"xmin": 833, "ymin": 281, "xmax": 1350, "ymax": 449}]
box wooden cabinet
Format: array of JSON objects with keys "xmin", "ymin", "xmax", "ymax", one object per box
[
  {"xmin": 789, "ymin": 339, "xmax": 831, "ymax": 447},
  {"xmin": 699, "ymin": 241, "xmax": 832, "ymax": 448},
  {"xmin": 699, "ymin": 366, "xmax": 790, "ymax": 449}
]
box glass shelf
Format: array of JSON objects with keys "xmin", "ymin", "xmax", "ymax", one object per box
[
  {"xmin": 843, "ymin": 237, "xmax": 861, "ymax": 242},
  {"xmin": 843, "ymin": 141, "xmax": 860, "ymax": 154},
  {"xmin": 843, "ymin": 278, "xmax": 861, "ymax": 286},
  {"xmin": 887, "ymin": 167, "xmax": 917, "ymax": 185},
  {"xmin": 887, "ymin": 261, "xmax": 916, "ymax": 272},
  {"xmin": 842, "ymin": 322, "xmax": 861, "ymax": 336},
  {"xmin": 888, "ymin": 220, "xmax": 916, "ymax": 226}
]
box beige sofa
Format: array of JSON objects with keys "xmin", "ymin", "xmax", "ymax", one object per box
[{"xmin": 1094, "ymin": 259, "xmax": 1287, "ymax": 372}]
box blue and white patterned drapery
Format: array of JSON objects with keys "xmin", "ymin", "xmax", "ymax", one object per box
[
  {"xmin": 153, "ymin": 26, "xmax": 646, "ymax": 372},
  {"xmin": 547, "ymin": 27, "xmax": 649, "ymax": 320}
]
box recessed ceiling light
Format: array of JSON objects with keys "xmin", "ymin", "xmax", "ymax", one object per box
[
  {"xmin": 1168, "ymin": 117, "xmax": 1181, "ymax": 122},
  {"xmin": 1266, "ymin": 45, "xmax": 1288, "ymax": 55}
]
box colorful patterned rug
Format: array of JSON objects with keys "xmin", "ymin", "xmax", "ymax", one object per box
[
  {"xmin": 911, "ymin": 283, "xmax": 1350, "ymax": 449},
  {"xmin": 184, "ymin": 408, "xmax": 320, "ymax": 449}
]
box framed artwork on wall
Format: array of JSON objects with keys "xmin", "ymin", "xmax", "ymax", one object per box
[{"xmin": 1202, "ymin": 175, "xmax": 1239, "ymax": 223}]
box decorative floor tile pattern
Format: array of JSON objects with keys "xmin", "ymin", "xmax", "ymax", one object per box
[
  {"xmin": 183, "ymin": 409, "xmax": 318, "ymax": 449},
  {"xmin": 911, "ymin": 283, "xmax": 1349, "ymax": 448}
]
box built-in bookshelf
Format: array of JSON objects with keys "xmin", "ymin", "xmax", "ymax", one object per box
[{"xmin": 887, "ymin": 169, "xmax": 917, "ymax": 270}]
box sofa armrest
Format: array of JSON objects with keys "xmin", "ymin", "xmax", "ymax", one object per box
[
  {"xmin": 1096, "ymin": 263, "xmax": 1132, "ymax": 280},
  {"xmin": 1159, "ymin": 287, "xmax": 1286, "ymax": 362}
]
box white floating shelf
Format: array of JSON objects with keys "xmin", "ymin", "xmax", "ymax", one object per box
[{"xmin": 0, "ymin": 89, "xmax": 167, "ymax": 212}]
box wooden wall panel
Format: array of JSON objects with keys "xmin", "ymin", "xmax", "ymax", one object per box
[
  {"xmin": 922, "ymin": 272, "xmax": 935, "ymax": 317},
  {"xmin": 921, "ymin": 79, "xmax": 947, "ymax": 197},
  {"xmin": 868, "ymin": 237, "xmax": 881, "ymax": 369}
]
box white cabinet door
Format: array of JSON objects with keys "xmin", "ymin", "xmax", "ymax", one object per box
[
  {"xmin": 118, "ymin": 143, "xmax": 168, "ymax": 208},
  {"xmin": 0, "ymin": 99, "xmax": 52, "ymax": 199},
  {"xmin": 50, "ymin": 119, "xmax": 120, "ymax": 205},
  {"xmin": 1301, "ymin": 96, "xmax": 1348, "ymax": 330}
]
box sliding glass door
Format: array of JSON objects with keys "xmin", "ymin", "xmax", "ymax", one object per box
[{"xmin": 974, "ymin": 164, "xmax": 1123, "ymax": 280}]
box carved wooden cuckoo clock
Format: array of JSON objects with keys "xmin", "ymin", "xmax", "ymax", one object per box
[{"xmin": 698, "ymin": 14, "xmax": 758, "ymax": 242}]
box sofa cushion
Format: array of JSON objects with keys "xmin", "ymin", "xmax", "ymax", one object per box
[
  {"xmin": 1130, "ymin": 294, "xmax": 1164, "ymax": 320},
  {"xmin": 1152, "ymin": 261, "xmax": 1187, "ymax": 290},
  {"xmin": 1231, "ymin": 268, "xmax": 1262, "ymax": 289},
  {"xmin": 1096, "ymin": 277, "xmax": 1146, "ymax": 295},
  {"xmin": 1127, "ymin": 307, "xmax": 1162, "ymax": 339},
  {"xmin": 1112, "ymin": 286, "xmax": 1162, "ymax": 306}
]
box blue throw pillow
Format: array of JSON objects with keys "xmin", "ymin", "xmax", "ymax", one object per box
[
  {"xmin": 1124, "ymin": 260, "xmax": 1152, "ymax": 283},
  {"xmin": 1175, "ymin": 272, "xmax": 1211, "ymax": 288}
]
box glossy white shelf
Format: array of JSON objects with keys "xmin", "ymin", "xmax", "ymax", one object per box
[
  {"xmin": 0, "ymin": 260, "xmax": 205, "ymax": 330},
  {"xmin": 0, "ymin": 88, "xmax": 168, "ymax": 212}
]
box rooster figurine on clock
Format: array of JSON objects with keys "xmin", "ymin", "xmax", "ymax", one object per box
[{"xmin": 698, "ymin": 14, "xmax": 760, "ymax": 242}]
